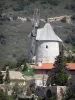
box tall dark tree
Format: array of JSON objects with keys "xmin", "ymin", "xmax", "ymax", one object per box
[
  {"xmin": 0, "ymin": 1, "xmax": 5, "ymax": 16},
  {"xmin": 54, "ymin": 49, "xmax": 69, "ymax": 86},
  {"xmin": 47, "ymin": 48, "xmax": 69, "ymax": 86},
  {"xmin": 0, "ymin": 71, "xmax": 3, "ymax": 84},
  {"xmin": 5, "ymin": 67, "xmax": 10, "ymax": 84}
]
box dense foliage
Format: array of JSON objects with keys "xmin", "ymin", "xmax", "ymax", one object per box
[
  {"xmin": 63, "ymin": 87, "xmax": 75, "ymax": 100},
  {"xmin": 65, "ymin": 34, "xmax": 75, "ymax": 46},
  {"xmin": 54, "ymin": 51, "xmax": 68, "ymax": 86},
  {"xmin": 66, "ymin": 56, "xmax": 75, "ymax": 63},
  {"xmin": 47, "ymin": 50, "xmax": 69, "ymax": 86},
  {"xmin": 0, "ymin": 88, "xmax": 8, "ymax": 100},
  {"xmin": 0, "ymin": 72, "xmax": 3, "ymax": 84},
  {"xmin": 55, "ymin": 70, "xmax": 68, "ymax": 85},
  {"xmin": 5, "ymin": 67, "xmax": 10, "ymax": 84}
]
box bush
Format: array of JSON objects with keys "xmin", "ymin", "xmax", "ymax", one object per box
[
  {"xmin": 72, "ymin": 46, "xmax": 75, "ymax": 53},
  {"xmin": 48, "ymin": 0, "xmax": 59, "ymax": 6},
  {"xmin": 4, "ymin": 61, "xmax": 17, "ymax": 69},
  {"xmin": 71, "ymin": 15, "xmax": 75, "ymax": 20},
  {"xmin": 66, "ymin": 56, "xmax": 75, "ymax": 63},
  {"xmin": 0, "ymin": 34, "xmax": 6, "ymax": 45},
  {"xmin": 64, "ymin": 87, "xmax": 75, "ymax": 100},
  {"xmin": 65, "ymin": 4, "xmax": 72, "ymax": 9},
  {"xmin": 65, "ymin": 4, "xmax": 75, "ymax": 11},
  {"xmin": 0, "ymin": 88, "xmax": 8, "ymax": 100},
  {"xmin": 65, "ymin": 34, "xmax": 75, "ymax": 46},
  {"xmin": 41, "ymin": 0, "xmax": 59, "ymax": 6},
  {"xmin": 55, "ymin": 70, "xmax": 68, "ymax": 86}
]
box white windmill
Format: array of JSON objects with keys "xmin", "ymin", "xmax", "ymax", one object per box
[{"xmin": 35, "ymin": 23, "xmax": 63, "ymax": 65}]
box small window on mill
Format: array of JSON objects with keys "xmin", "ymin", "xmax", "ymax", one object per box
[{"xmin": 46, "ymin": 45, "xmax": 48, "ymax": 48}]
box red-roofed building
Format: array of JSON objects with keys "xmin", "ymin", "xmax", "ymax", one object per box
[
  {"xmin": 34, "ymin": 63, "xmax": 75, "ymax": 70},
  {"xmin": 34, "ymin": 63, "xmax": 75, "ymax": 86}
]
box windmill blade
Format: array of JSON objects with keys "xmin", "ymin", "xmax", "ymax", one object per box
[{"xmin": 33, "ymin": 8, "xmax": 40, "ymax": 27}]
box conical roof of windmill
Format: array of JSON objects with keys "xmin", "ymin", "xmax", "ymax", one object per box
[{"xmin": 36, "ymin": 23, "xmax": 62, "ymax": 42}]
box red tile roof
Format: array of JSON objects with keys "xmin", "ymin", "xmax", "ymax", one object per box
[
  {"xmin": 34, "ymin": 63, "xmax": 54, "ymax": 69},
  {"xmin": 34, "ymin": 63, "xmax": 75, "ymax": 70},
  {"xmin": 66, "ymin": 63, "xmax": 75, "ymax": 70}
]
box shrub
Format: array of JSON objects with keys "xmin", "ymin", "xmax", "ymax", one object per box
[
  {"xmin": 0, "ymin": 88, "xmax": 8, "ymax": 100},
  {"xmin": 65, "ymin": 4, "xmax": 75, "ymax": 11},
  {"xmin": 41, "ymin": 0, "xmax": 59, "ymax": 6},
  {"xmin": 0, "ymin": 34, "xmax": 6, "ymax": 45},
  {"xmin": 71, "ymin": 15, "xmax": 75, "ymax": 20},
  {"xmin": 4, "ymin": 61, "xmax": 17, "ymax": 69},
  {"xmin": 65, "ymin": 34, "xmax": 75, "ymax": 46},
  {"xmin": 66, "ymin": 56, "xmax": 75, "ymax": 63},
  {"xmin": 55, "ymin": 70, "xmax": 68, "ymax": 86},
  {"xmin": 64, "ymin": 87, "xmax": 75, "ymax": 100},
  {"xmin": 72, "ymin": 46, "xmax": 75, "ymax": 53},
  {"xmin": 48, "ymin": 0, "xmax": 59, "ymax": 6},
  {"xmin": 5, "ymin": 67, "xmax": 10, "ymax": 84}
]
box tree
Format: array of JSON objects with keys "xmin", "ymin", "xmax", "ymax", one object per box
[
  {"xmin": 0, "ymin": 71, "xmax": 4, "ymax": 84},
  {"xmin": 5, "ymin": 67, "xmax": 10, "ymax": 84},
  {"xmin": 17, "ymin": 57, "xmax": 28, "ymax": 71},
  {"xmin": 21, "ymin": 62, "xmax": 28, "ymax": 72},
  {"xmin": 46, "ymin": 71, "xmax": 55, "ymax": 86},
  {"xmin": 47, "ymin": 48, "xmax": 69, "ymax": 86},
  {"xmin": 63, "ymin": 86, "xmax": 75, "ymax": 100},
  {"xmin": 55, "ymin": 70, "xmax": 68, "ymax": 86},
  {"xmin": 0, "ymin": 1, "xmax": 5, "ymax": 15},
  {"xmin": 54, "ymin": 50, "xmax": 69, "ymax": 86},
  {"xmin": 0, "ymin": 88, "xmax": 8, "ymax": 100},
  {"xmin": 12, "ymin": 82, "xmax": 20, "ymax": 99},
  {"xmin": 29, "ymin": 81, "xmax": 35, "ymax": 94}
]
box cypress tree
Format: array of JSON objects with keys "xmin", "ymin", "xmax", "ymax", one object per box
[
  {"xmin": 5, "ymin": 66, "xmax": 10, "ymax": 84},
  {"xmin": 0, "ymin": 71, "xmax": 3, "ymax": 84},
  {"xmin": 54, "ymin": 49, "xmax": 69, "ymax": 86},
  {"xmin": 47, "ymin": 48, "xmax": 69, "ymax": 86}
]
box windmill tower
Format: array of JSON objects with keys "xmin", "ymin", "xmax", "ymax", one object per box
[
  {"xmin": 36, "ymin": 23, "xmax": 62, "ymax": 65},
  {"xmin": 30, "ymin": 8, "xmax": 40, "ymax": 63}
]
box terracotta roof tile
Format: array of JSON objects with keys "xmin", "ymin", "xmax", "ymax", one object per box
[
  {"xmin": 34, "ymin": 63, "xmax": 75, "ymax": 70},
  {"xmin": 34, "ymin": 63, "xmax": 54, "ymax": 69},
  {"xmin": 66, "ymin": 63, "xmax": 75, "ymax": 70}
]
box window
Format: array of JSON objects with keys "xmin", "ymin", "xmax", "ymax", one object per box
[{"xmin": 46, "ymin": 45, "xmax": 48, "ymax": 48}]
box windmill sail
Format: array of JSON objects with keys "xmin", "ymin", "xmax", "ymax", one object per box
[{"xmin": 30, "ymin": 8, "xmax": 40, "ymax": 62}]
